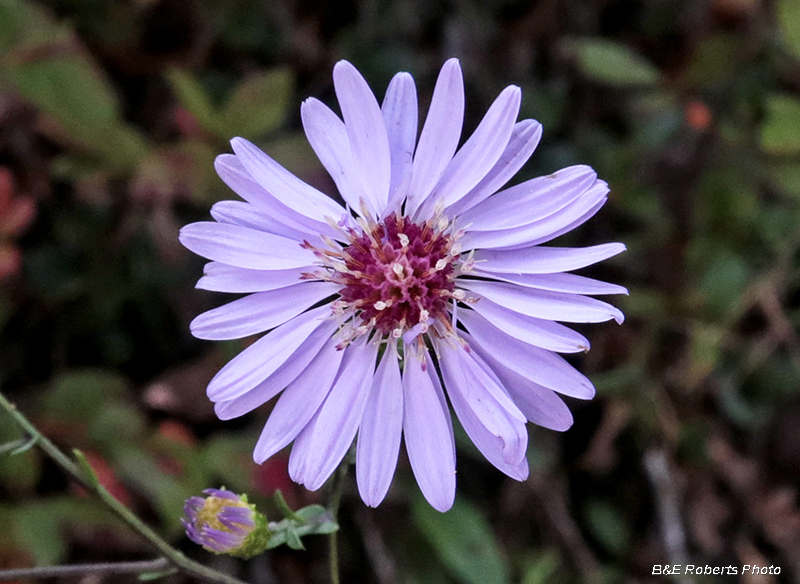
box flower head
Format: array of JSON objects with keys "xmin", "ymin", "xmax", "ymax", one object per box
[
  {"xmin": 180, "ymin": 59, "xmax": 626, "ymax": 512},
  {"xmin": 182, "ymin": 488, "xmax": 269, "ymax": 558}
]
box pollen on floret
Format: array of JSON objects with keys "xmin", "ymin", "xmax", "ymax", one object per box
[
  {"xmin": 318, "ymin": 212, "xmax": 462, "ymax": 338},
  {"xmin": 182, "ymin": 488, "xmax": 270, "ymax": 559}
]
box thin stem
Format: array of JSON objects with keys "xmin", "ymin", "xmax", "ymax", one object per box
[
  {"xmin": 327, "ymin": 462, "xmax": 349, "ymax": 584},
  {"xmin": 0, "ymin": 558, "xmax": 171, "ymax": 582},
  {"xmin": 329, "ymin": 530, "xmax": 340, "ymax": 584},
  {"xmin": 328, "ymin": 462, "xmax": 349, "ymax": 518},
  {"xmin": 0, "ymin": 391, "xmax": 250, "ymax": 584}
]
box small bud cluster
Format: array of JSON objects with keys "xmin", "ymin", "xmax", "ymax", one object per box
[{"xmin": 182, "ymin": 488, "xmax": 270, "ymax": 559}]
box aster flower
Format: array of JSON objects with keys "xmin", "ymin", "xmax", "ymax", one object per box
[
  {"xmin": 182, "ymin": 488, "xmax": 269, "ymax": 558},
  {"xmin": 180, "ymin": 59, "xmax": 626, "ymax": 512}
]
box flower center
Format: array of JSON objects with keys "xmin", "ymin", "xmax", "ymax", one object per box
[
  {"xmin": 309, "ymin": 212, "xmax": 462, "ymax": 341},
  {"xmin": 195, "ymin": 496, "xmax": 251, "ymax": 534}
]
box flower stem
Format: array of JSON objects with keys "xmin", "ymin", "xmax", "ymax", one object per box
[
  {"xmin": 0, "ymin": 558, "xmax": 172, "ymax": 582},
  {"xmin": 327, "ymin": 462, "xmax": 350, "ymax": 584},
  {"xmin": 329, "ymin": 530, "xmax": 340, "ymax": 584},
  {"xmin": 0, "ymin": 391, "xmax": 250, "ymax": 584}
]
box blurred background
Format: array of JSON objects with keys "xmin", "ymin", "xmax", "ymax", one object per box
[{"xmin": 1, "ymin": 0, "xmax": 800, "ymax": 582}]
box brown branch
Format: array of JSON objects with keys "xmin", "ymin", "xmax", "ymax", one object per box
[{"xmin": 0, "ymin": 559, "xmax": 171, "ymax": 582}]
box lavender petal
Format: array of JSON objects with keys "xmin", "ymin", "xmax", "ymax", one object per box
[
  {"xmin": 210, "ymin": 200, "xmax": 317, "ymax": 242},
  {"xmin": 460, "ymin": 279, "xmax": 625, "ymax": 324},
  {"xmin": 447, "ymin": 119, "xmax": 542, "ymax": 216},
  {"xmin": 420, "ymin": 85, "xmax": 521, "ymax": 217},
  {"xmin": 253, "ymin": 337, "xmax": 345, "ymax": 463},
  {"xmin": 461, "ymin": 165, "xmax": 597, "ymax": 231},
  {"xmin": 203, "ymin": 527, "xmax": 241, "ymax": 551},
  {"xmin": 190, "ymin": 281, "xmax": 338, "ymax": 340},
  {"xmin": 513, "ymin": 195, "xmax": 608, "ymax": 248},
  {"xmin": 356, "ymin": 342, "xmax": 403, "ymax": 507},
  {"xmin": 461, "ymin": 181, "xmax": 609, "ymax": 250},
  {"xmin": 381, "ymin": 72, "xmax": 418, "ymax": 207},
  {"xmin": 213, "ymin": 314, "xmax": 337, "ymax": 418},
  {"xmin": 202, "ymin": 488, "xmax": 238, "ymax": 499},
  {"xmin": 333, "ymin": 61, "xmax": 392, "ymax": 216},
  {"xmin": 402, "ymin": 349, "xmax": 456, "ymax": 512},
  {"xmin": 444, "ymin": 341, "xmax": 531, "ymax": 477},
  {"xmin": 179, "ymin": 222, "xmax": 317, "ymax": 270},
  {"xmin": 230, "ymin": 137, "xmax": 347, "ymax": 224},
  {"xmin": 288, "ymin": 338, "xmax": 378, "ymax": 490},
  {"xmin": 301, "ymin": 97, "xmax": 366, "ymax": 212},
  {"xmin": 196, "ymin": 263, "xmax": 312, "ymax": 294},
  {"xmin": 467, "ymin": 337, "xmax": 574, "ymax": 431},
  {"xmin": 406, "ymin": 58, "xmax": 464, "ymax": 217},
  {"xmin": 473, "ymin": 242, "xmax": 627, "ymax": 275},
  {"xmin": 214, "ymin": 154, "xmax": 339, "ymax": 238},
  {"xmin": 470, "ymin": 269, "xmax": 629, "ymax": 296},
  {"xmin": 458, "ymin": 302, "xmax": 590, "ymax": 353},
  {"xmin": 463, "ymin": 314, "xmax": 595, "ymax": 399},
  {"xmin": 438, "ymin": 341, "xmax": 527, "ymax": 466},
  {"xmin": 206, "ymin": 305, "xmax": 335, "ymax": 402}
]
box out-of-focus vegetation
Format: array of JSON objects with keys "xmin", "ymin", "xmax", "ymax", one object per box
[{"xmin": 1, "ymin": 0, "xmax": 800, "ymax": 582}]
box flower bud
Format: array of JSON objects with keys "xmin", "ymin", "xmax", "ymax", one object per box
[{"xmin": 182, "ymin": 488, "xmax": 269, "ymax": 558}]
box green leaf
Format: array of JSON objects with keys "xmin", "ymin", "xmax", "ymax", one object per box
[
  {"xmin": 114, "ymin": 448, "xmax": 189, "ymax": 534},
  {"xmin": 10, "ymin": 55, "xmax": 120, "ymax": 129},
  {"xmin": 521, "ymin": 550, "xmax": 561, "ymax": 584},
  {"xmin": 584, "ymin": 499, "xmax": 630, "ymax": 556},
  {"xmin": 166, "ymin": 68, "xmax": 218, "ymax": 133},
  {"xmin": 778, "ymin": 0, "xmax": 800, "ymax": 61},
  {"xmin": 88, "ymin": 402, "xmax": 146, "ymax": 450},
  {"xmin": 40, "ymin": 369, "xmax": 128, "ymax": 423},
  {"xmin": 0, "ymin": 427, "xmax": 41, "ymax": 491},
  {"xmin": 683, "ymin": 34, "xmax": 740, "ymax": 88},
  {"xmin": 686, "ymin": 323, "xmax": 725, "ymax": 384},
  {"xmin": 264, "ymin": 132, "xmax": 325, "ymax": 176},
  {"xmin": 698, "ymin": 250, "xmax": 748, "ymax": 318},
  {"xmin": 0, "ymin": 0, "xmax": 29, "ymax": 50},
  {"xmin": 294, "ymin": 504, "xmax": 338, "ymax": 533},
  {"xmin": 590, "ymin": 364, "xmax": 649, "ymax": 397},
  {"xmin": 177, "ymin": 140, "xmax": 220, "ymax": 204},
  {"xmin": 72, "ymin": 123, "xmax": 148, "ymax": 171},
  {"xmin": 273, "ymin": 489, "xmax": 304, "ymax": 522},
  {"xmin": 771, "ymin": 162, "xmax": 800, "ymax": 199},
  {"xmin": 285, "ymin": 529, "xmax": 305, "ymax": 550},
  {"xmin": 12, "ymin": 503, "xmax": 68, "ymax": 565},
  {"xmin": 220, "ymin": 67, "xmax": 294, "ymax": 139},
  {"xmin": 567, "ymin": 38, "xmax": 659, "ymax": 86},
  {"xmin": 201, "ymin": 434, "xmax": 257, "ymax": 493},
  {"xmin": 0, "ymin": 0, "xmax": 56, "ymax": 52},
  {"xmin": 412, "ymin": 496, "xmax": 509, "ymax": 584},
  {"xmin": 760, "ymin": 94, "xmax": 800, "ymax": 155},
  {"xmin": 265, "ymin": 504, "xmax": 338, "ymax": 550},
  {"xmin": 10, "ymin": 498, "xmax": 123, "ymax": 565}
]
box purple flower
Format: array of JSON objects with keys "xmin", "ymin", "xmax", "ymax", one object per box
[
  {"xmin": 180, "ymin": 59, "xmax": 626, "ymax": 512},
  {"xmin": 182, "ymin": 488, "xmax": 268, "ymax": 557}
]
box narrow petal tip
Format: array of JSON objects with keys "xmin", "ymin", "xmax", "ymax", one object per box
[
  {"xmin": 426, "ymin": 488, "xmax": 456, "ymax": 513},
  {"xmin": 332, "ymin": 60, "xmax": 363, "ymax": 86}
]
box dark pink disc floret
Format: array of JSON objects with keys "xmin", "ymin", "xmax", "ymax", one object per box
[{"xmin": 336, "ymin": 213, "xmax": 456, "ymax": 334}]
